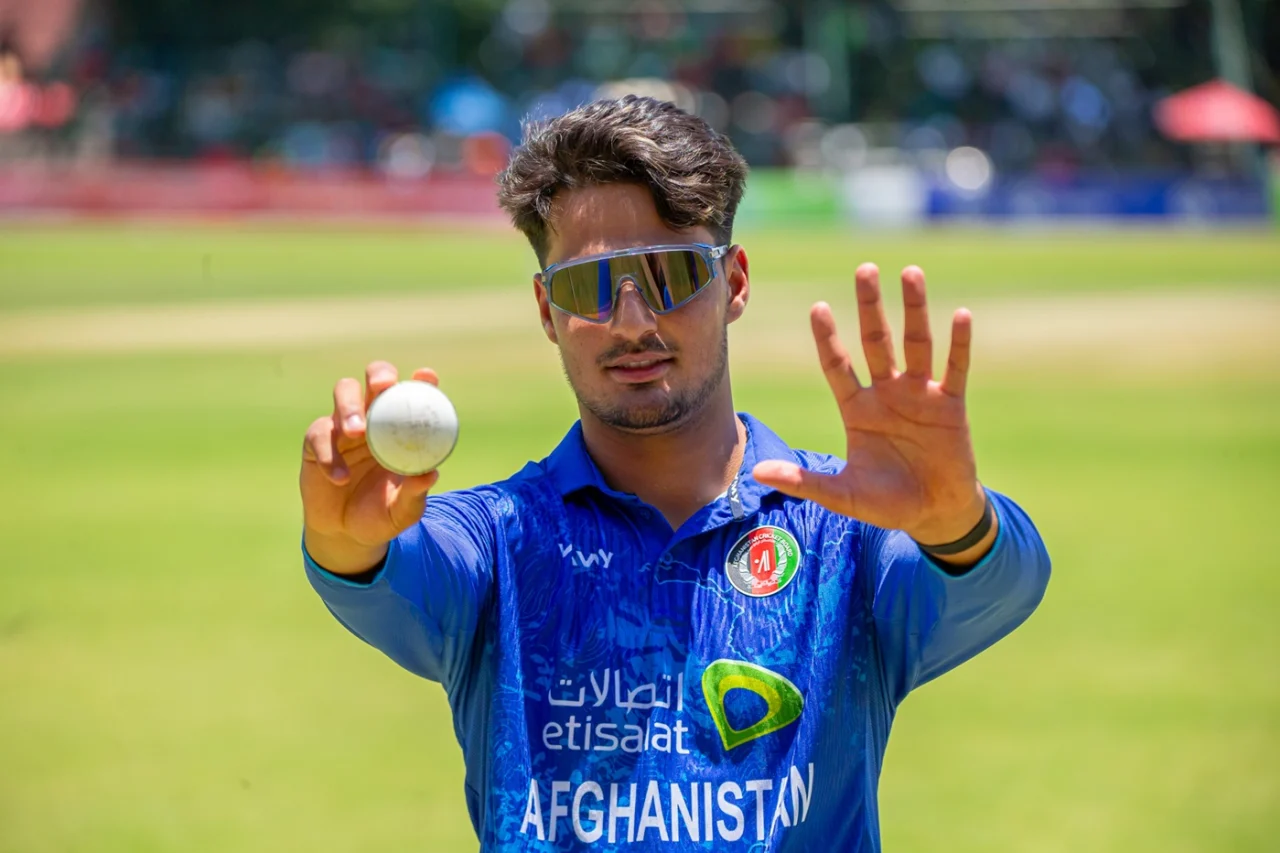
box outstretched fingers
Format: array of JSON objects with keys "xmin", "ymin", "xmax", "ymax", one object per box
[
  {"xmin": 940, "ymin": 308, "xmax": 973, "ymax": 398},
  {"xmin": 811, "ymin": 302, "xmax": 863, "ymax": 409},
  {"xmin": 900, "ymin": 266, "xmax": 933, "ymax": 379},
  {"xmin": 855, "ymin": 264, "xmax": 897, "ymax": 382}
]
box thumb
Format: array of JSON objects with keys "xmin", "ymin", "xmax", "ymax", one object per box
[
  {"xmin": 400, "ymin": 470, "xmax": 439, "ymax": 499},
  {"xmin": 752, "ymin": 461, "xmax": 853, "ymax": 515},
  {"xmin": 386, "ymin": 470, "xmax": 439, "ymax": 533}
]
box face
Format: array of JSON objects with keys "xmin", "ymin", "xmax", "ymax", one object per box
[{"xmin": 534, "ymin": 183, "xmax": 750, "ymax": 433}]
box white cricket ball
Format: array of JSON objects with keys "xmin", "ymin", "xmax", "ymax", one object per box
[{"xmin": 365, "ymin": 380, "xmax": 459, "ymax": 476}]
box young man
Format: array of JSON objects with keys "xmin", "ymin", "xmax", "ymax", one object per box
[{"xmin": 300, "ymin": 96, "xmax": 1051, "ymax": 851}]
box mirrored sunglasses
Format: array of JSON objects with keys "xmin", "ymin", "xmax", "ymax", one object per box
[{"xmin": 541, "ymin": 244, "xmax": 728, "ymax": 323}]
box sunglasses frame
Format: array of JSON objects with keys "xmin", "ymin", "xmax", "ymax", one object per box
[{"xmin": 540, "ymin": 242, "xmax": 730, "ymax": 323}]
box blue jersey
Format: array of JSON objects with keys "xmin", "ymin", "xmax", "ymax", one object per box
[{"xmin": 305, "ymin": 414, "xmax": 1051, "ymax": 851}]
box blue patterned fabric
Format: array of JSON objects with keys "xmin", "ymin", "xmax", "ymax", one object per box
[{"xmin": 305, "ymin": 414, "xmax": 1051, "ymax": 851}]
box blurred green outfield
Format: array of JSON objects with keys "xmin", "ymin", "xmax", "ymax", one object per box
[
  {"xmin": 3, "ymin": 225, "xmax": 1279, "ymax": 309},
  {"xmin": 0, "ymin": 225, "xmax": 1278, "ymax": 852}
]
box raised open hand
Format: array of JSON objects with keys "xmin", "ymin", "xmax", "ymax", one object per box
[{"xmin": 752, "ymin": 264, "xmax": 988, "ymax": 548}]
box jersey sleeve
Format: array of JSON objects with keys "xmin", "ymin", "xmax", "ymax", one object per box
[
  {"xmin": 866, "ymin": 488, "xmax": 1051, "ymax": 705},
  {"xmin": 303, "ymin": 488, "xmax": 496, "ymax": 693}
]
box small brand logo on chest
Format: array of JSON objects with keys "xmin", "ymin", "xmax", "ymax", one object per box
[{"xmin": 559, "ymin": 543, "xmax": 614, "ymax": 569}]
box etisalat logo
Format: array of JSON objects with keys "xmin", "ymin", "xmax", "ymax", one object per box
[
  {"xmin": 702, "ymin": 660, "xmax": 804, "ymax": 751},
  {"xmin": 540, "ymin": 660, "xmax": 803, "ymax": 755}
]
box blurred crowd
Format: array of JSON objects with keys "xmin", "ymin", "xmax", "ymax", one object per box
[{"xmin": 1, "ymin": 0, "xmax": 1276, "ymax": 177}]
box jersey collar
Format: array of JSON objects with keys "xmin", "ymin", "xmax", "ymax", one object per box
[{"xmin": 542, "ymin": 412, "xmax": 802, "ymax": 521}]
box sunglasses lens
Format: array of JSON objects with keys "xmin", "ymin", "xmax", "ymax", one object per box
[
  {"xmin": 547, "ymin": 257, "xmax": 616, "ymax": 321},
  {"xmin": 548, "ymin": 250, "xmax": 713, "ymax": 321}
]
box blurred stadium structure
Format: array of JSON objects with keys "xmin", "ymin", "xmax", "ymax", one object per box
[{"xmin": 0, "ymin": 0, "xmax": 1277, "ymax": 223}]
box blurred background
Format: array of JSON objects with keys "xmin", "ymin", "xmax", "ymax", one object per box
[
  {"xmin": 2, "ymin": 0, "xmax": 1279, "ymax": 220},
  {"xmin": 1, "ymin": 2, "xmax": 1278, "ymax": 852}
]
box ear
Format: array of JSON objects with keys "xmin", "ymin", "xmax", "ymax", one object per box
[
  {"xmin": 534, "ymin": 274, "xmax": 558, "ymax": 344},
  {"xmin": 724, "ymin": 245, "xmax": 750, "ymax": 325}
]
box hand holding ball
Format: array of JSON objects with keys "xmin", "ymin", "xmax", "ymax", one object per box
[{"xmin": 365, "ymin": 381, "xmax": 459, "ymax": 475}]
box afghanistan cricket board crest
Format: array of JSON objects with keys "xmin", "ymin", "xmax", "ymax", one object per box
[{"xmin": 725, "ymin": 526, "xmax": 802, "ymax": 597}]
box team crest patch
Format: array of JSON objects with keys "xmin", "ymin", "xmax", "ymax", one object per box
[{"xmin": 725, "ymin": 526, "xmax": 802, "ymax": 597}]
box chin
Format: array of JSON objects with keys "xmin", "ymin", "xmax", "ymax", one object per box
[
  {"xmin": 612, "ymin": 407, "xmax": 688, "ymax": 432},
  {"xmin": 589, "ymin": 396, "xmax": 691, "ymax": 432}
]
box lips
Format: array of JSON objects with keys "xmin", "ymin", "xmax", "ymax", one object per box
[{"xmin": 604, "ymin": 355, "xmax": 673, "ymax": 384}]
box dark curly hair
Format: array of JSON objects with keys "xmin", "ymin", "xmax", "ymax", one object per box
[{"xmin": 496, "ymin": 95, "xmax": 749, "ymax": 265}]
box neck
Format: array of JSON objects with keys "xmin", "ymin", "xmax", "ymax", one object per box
[{"xmin": 579, "ymin": 385, "xmax": 745, "ymax": 531}]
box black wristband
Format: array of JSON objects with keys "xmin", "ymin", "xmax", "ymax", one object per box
[
  {"xmin": 342, "ymin": 553, "xmax": 388, "ymax": 585},
  {"xmin": 914, "ymin": 494, "xmax": 994, "ymax": 557}
]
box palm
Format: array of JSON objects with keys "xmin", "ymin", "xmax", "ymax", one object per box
[
  {"xmin": 836, "ymin": 373, "xmax": 974, "ymax": 533},
  {"xmin": 754, "ymin": 264, "xmax": 983, "ymax": 544},
  {"xmin": 302, "ymin": 442, "xmax": 419, "ymax": 547}
]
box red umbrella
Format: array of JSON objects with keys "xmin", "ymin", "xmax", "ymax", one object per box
[{"xmin": 1154, "ymin": 79, "xmax": 1280, "ymax": 144}]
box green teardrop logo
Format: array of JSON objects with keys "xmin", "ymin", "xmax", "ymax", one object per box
[{"xmin": 701, "ymin": 660, "xmax": 804, "ymax": 751}]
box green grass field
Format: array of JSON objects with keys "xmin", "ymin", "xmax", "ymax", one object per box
[{"xmin": 1, "ymin": 225, "xmax": 1278, "ymax": 852}]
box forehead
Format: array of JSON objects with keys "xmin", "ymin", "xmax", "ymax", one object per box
[{"xmin": 544, "ymin": 183, "xmax": 713, "ymax": 267}]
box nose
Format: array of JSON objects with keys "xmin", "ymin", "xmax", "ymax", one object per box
[{"xmin": 608, "ymin": 276, "xmax": 659, "ymax": 338}]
